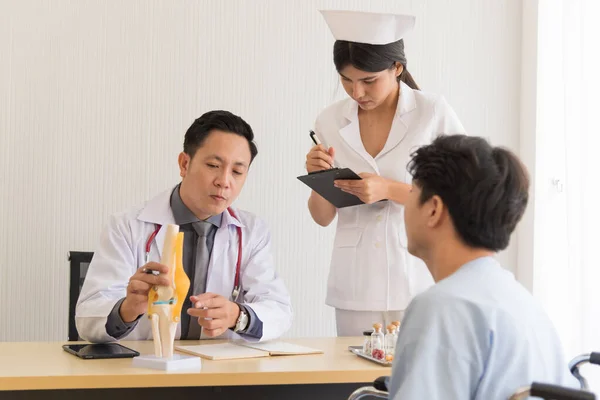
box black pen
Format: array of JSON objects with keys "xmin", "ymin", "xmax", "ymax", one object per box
[
  {"xmin": 309, "ymin": 130, "xmax": 337, "ymax": 169},
  {"xmin": 309, "ymin": 130, "xmax": 320, "ymax": 146}
]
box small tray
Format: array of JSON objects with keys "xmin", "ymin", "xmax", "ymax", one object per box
[{"xmin": 348, "ymin": 346, "xmax": 392, "ymax": 366}]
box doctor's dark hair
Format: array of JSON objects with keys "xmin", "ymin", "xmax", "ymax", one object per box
[
  {"xmin": 407, "ymin": 135, "xmax": 530, "ymax": 251},
  {"xmin": 333, "ymin": 39, "xmax": 420, "ymax": 90},
  {"xmin": 183, "ymin": 110, "xmax": 258, "ymax": 163}
]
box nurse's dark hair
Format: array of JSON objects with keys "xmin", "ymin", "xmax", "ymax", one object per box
[
  {"xmin": 333, "ymin": 39, "xmax": 419, "ymax": 90},
  {"xmin": 183, "ymin": 110, "xmax": 258, "ymax": 163},
  {"xmin": 407, "ymin": 135, "xmax": 530, "ymax": 251}
]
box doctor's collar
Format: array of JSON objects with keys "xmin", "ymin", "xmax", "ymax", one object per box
[{"xmin": 223, "ymin": 207, "xmax": 244, "ymax": 228}]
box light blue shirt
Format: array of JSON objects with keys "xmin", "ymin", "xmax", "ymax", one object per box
[{"xmin": 389, "ymin": 256, "xmax": 577, "ymax": 400}]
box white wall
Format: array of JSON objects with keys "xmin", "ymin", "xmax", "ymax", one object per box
[
  {"xmin": 517, "ymin": 0, "xmax": 538, "ymax": 292},
  {"xmin": 0, "ymin": 0, "xmax": 523, "ymax": 341}
]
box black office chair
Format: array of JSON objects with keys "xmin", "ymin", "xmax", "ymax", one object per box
[
  {"xmin": 67, "ymin": 251, "xmax": 94, "ymax": 341},
  {"xmin": 570, "ymin": 352, "xmax": 600, "ymax": 391},
  {"xmin": 347, "ymin": 377, "xmax": 596, "ymax": 400}
]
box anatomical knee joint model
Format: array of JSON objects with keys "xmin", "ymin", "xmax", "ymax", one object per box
[{"xmin": 147, "ymin": 224, "xmax": 190, "ymax": 358}]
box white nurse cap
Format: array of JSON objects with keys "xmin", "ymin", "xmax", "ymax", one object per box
[{"xmin": 319, "ymin": 10, "xmax": 416, "ymax": 45}]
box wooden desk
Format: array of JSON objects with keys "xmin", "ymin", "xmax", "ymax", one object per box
[{"xmin": 0, "ymin": 337, "xmax": 388, "ymax": 400}]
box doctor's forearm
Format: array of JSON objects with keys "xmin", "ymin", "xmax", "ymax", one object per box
[
  {"xmin": 106, "ymin": 298, "xmax": 139, "ymax": 339},
  {"xmin": 386, "ymin": 180, "xmax": 411, "ymax": 205},
  {"xmin": 308, "ymin": 191, "xmax": 337, "ymax": 226}
]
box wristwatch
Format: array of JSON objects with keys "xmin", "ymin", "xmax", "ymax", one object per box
[{"xmin": 233, "ymin": 304, "xmax": 249, "ymax": 333}]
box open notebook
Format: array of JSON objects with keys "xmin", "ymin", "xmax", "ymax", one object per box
[{"xmin": 175, "ymin": 341, "xmax": 323, "ymax": 361}]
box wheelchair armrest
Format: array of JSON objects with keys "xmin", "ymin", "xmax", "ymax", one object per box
[
  {"xmin": 373, "ymin": 376, "xmax": 390, "ymax": 392},
  {"xmin": 528, "ymin": 382, "xmax": 595, "ymax": 400},
  {"xmin": 347, "ymin": 386, "xmax": 388, "ymax": 400},
  {"xmin": 347, "ymin": 376, "xmax": 390, "ymax": 400}
]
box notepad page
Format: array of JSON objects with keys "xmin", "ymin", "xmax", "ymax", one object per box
[
  {"xmin": 175, "ymin": 343, "xmax": 269, "ymax": 360},
  {"xmin": 236, "ymin": 341, "xmax": 323, "ymax": 356}
]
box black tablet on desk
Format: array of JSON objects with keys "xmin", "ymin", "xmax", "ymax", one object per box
[
  {"xmin": 297, "ymin": 168, "xmax": 364, "ymax": 208},
  {"xmin": 63, "ymin": 343, "xmax": 140, "ymax": 359}
]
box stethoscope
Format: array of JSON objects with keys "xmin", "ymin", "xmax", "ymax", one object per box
[{"xmin": 145, "ymin": 207, "xmax": 243, "ymax": 301}]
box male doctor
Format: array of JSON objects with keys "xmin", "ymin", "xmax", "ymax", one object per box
[
  {"xmin": 76, "ymin": 110, "xmax": 292, "ymax": 343},
  {"xmin": 388, "ymin": 135, "xmax": 576, "ymax": 399}
]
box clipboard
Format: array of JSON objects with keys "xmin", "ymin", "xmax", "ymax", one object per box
[{"xmin": 297, "ymin": 168, "xmax": 364, "ymax": 208}]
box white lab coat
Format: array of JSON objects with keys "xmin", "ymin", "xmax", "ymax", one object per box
[
  {"xmin": 76, "ymin": 187, "xmax": 292, "ymax": 343},
  {"xmin": 314, "ymin": 81, "xmax": 466, "ymax": 311}
]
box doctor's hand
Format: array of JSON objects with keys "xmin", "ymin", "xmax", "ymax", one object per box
[
  {"xmin": 306, "ymin": 144, "xmax": 335, "ymax": 173},
  {"xmin": 334, "ymin": 173, "xmax": 390, "ymax": 204},
  {"xmin": 187, "ymin": 293, "xmax": 241, "ymax": 337},
  {"xmin": 120, "ymin": 262, "xmax": 170, "ymax": 323}
]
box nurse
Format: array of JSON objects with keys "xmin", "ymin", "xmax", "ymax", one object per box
[{"xmin": 306, "ymin": 10, "xmax": 466, "ymax": 336}]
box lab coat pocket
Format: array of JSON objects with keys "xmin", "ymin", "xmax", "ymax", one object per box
[
  {"xmin": 330, "ymin": 228, "xmax": 363, "ymax": 299},
  {"xmin": 334, "ymin": 228, "xmax": 362, "ymax": 248}
]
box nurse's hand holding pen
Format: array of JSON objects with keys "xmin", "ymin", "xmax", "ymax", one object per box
[
  {"xmin": 334, "ymin": 173, "xmax": 391, "ymax": 204},
  {"xmin": 306, "ymin": 132, "xmax": 338, "ymax": 226},
  {"xmin": 305, "ymin": 144, "xmax": 335, "ymax": 173},
  {"xmin": 305, "ymin": 131, "xmax": 404, "ymax": 205}
]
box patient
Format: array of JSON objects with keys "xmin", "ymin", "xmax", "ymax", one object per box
[{"xmin": 389, "ymin": 135, "xmax": 577, "ymax": 399}]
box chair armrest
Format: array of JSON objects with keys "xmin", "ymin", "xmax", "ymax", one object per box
[{"xmin": 510, "ymin": 382, "xmax": 596, "ymax": 400}]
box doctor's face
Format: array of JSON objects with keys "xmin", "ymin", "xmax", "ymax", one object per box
[
  {"xmin": 339, "ymin": 65, "xmax": 401, "ymax": 111},
  {"xmin": 178, "ymin": 130, "xmax": 251, "ymax": 220}
]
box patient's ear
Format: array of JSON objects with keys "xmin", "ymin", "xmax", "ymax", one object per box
[{"xmin": 426, "ymin": 195, "xmax": 445, "ymax": 228}]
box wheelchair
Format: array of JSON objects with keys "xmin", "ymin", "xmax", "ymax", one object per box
[
  {"xmin": 346, "ymin": 378, "xmax": 595, "ymax": 399},
  {"xmin": 346, "ymin": 351, "xmax": 600, "ymax": 400}
]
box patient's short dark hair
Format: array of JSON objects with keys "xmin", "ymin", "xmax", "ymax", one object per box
[{"xmin": 408, "ymin": 134, "xmax": 529, "ymax": 251}]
